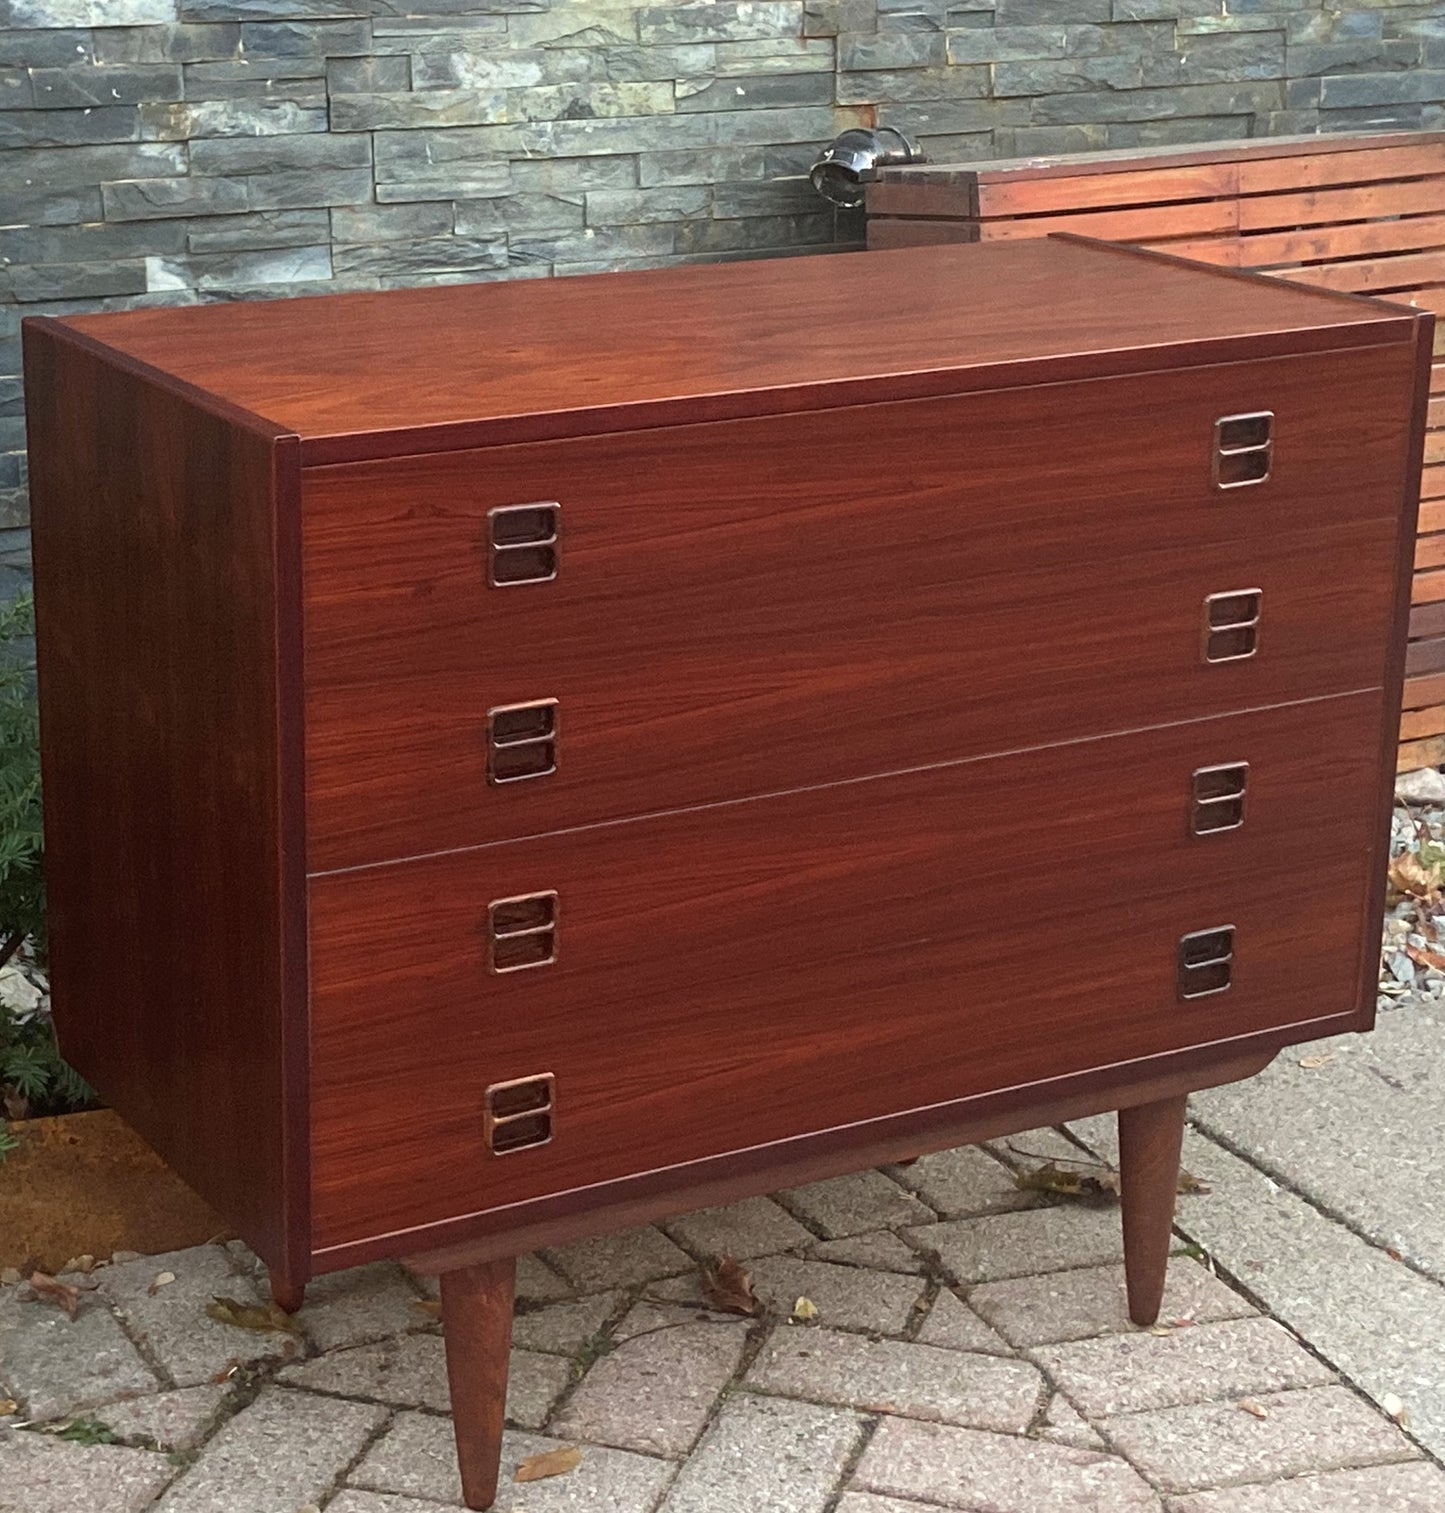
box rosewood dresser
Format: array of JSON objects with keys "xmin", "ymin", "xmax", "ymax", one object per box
[{"xmin": 23, "ymin": 238, "xmax": 1431, "ymax": 1509}]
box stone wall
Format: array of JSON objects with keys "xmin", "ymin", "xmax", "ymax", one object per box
[{"xmin": 1, "ymin": 0, "xmax": 1443, "ymax": 583}]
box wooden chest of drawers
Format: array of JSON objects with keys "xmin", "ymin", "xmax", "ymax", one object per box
[{"xmin": 23, "ymin": 237, "xmax": 1431, "ymax": 1508}]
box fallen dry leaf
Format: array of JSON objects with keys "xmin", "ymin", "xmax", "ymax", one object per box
[
  {"xmin": 27, "ymin": 1272, "xmax": 80, "ymax": 1319},
  {"xmin": 792, "ymin": 1297, "xmax": 819, "ymax": 1322},
  {"xmin": 1388, "ymin": 850, "xmax": 1442, "ymax": 903},
  {"xmin": 515, "ymin": 1445, "xmax": 582, "ymax": 1483},
  {"xmin": 1381, "ymin": 1392, "xmax": 1410, "ymax": 1426},
  {"xmin": 1013, "ymin": 1163, "xmax": 1120, "ymax": 1204},
  {"xmin": 1406, "ymin": 944, "xmax": 1445, "ymax": 972},
  {"xmin": 210, "ymin": 1358, "xmax": 245, "ymax": 1384},
  {"xmin": 1298, "ymin": 1054, "xmax": 1336, "ymax": 1070},
  {"xmin": 205, "ymin": 1296, "xmax": 303, "ymax": 1336},
  {"xmin": 0, "ymin": 1399, "xmax": 17, "ymax": 1416},
  {"xmin": 1147, "ymin": 1325, "xmax": 1173, "ymax": 1336},
  {"xmin": 701, "ymin": 1257, "xmax": 761, "ymax": 1317},
  {"xmin": 413, "ymin": 1298, "xmax": 443, "ymax": 1320},
  {"xmin": 61, "ymin": 1255, "xmax": 96, "ymax": 1275},
  {"xmin": 147, "ymin": 1271, "xmax": 176, "ymax": 1297},
  {"xmin": 1176, "ymin": 1170, "xmax": 1212, "ymax": 1196},
  {"xmin": 1238, "ymin": 1398, "xmax": 1271, "ymax": 1419}
]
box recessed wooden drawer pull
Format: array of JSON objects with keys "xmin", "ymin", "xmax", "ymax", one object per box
[
  {"xmin": 487, "ymin": 890, "xmax": 557, "ymax": 973},
  {"xmin": 1190, "ymin": 762, "xmax": 1248, "ymax": 835},
  {"xmin": 1177, "ymin": 925, "xmax": 1234, "ymax": 1000},
  {"xmin": 484, "ymin": 1073, "xmax": 555, "ymax": 1154},
  {"xmin": 487, "ymin": 699, "xmax": 558, "ymax": 784},
  {"xmin": 1214, "ymin": 411, "xmax": 1272, "ymax": 488},
  {"xmin": 1202, "ymin": 589, "xmax": 1261, "ymax": 664},
  {"xmin": 488, "ymin": 502, "xmax": 559, "ymax": 586}
]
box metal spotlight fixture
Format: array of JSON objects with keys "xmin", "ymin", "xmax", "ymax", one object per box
[{"xmin": 809, "ymin": 126, "xmax": 924, "ymax": 208}]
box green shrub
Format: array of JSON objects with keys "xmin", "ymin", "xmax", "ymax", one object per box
[{"xmin": 0, "ymin": 592, "xmax": 91, "ymax": 1132}]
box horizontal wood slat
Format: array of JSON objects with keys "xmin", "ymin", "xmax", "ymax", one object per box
[
  {"xmin": 1284, "ymin": 250, "xmax": 1445, "ymax": 296},
  {"xmin": 1415, "ymin": 531, "xmax": 1445, "ymax": 570},
  {"xmin": 1421, "ymin": 464, "xmax": 1445, "ymax": 502},
  {"xmin": 1398, "ymin": 732, "xmax": 1445, "ymax": 771},
  {"xmin": 1413, "ymin": 567, "xmax": 1445, "ymax": 604},
  {"xmin": 1237, "ymin": 142, "xmax": 1445, "ymax": 194},
  {"xmin": 1406, "ymin": 635, "xmax": 1445, "ymax": 676},
  {"xmin": 1424, "ymin": 432, "xmax": 1445, "ymax": 466},
  {"xmin": 867, "ymin": 218, "xmax": 977, "ymax": 250},
  {"xmin": 975, "ymin": 162, "xmax": 1237, "ymax": 218},
  {"xmin": 1403, "ymin": 672, "xmax": 1445, "ymax": 710},
  {"xmin": 1401, "ymin": 703, "xmax": 1445, "ymax": 741},
  {"xmin": 1427, "ymin": 395, "xmax": 1445, "ymax": 428}
]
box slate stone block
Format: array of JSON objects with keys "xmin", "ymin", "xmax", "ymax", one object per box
[
  {"xmin": 325, "ymin": 54, "xmax": 409, "ymax": 93},
  {"xmin": 1320, "ymin": 69, "xmax": 1445, "ymax": 107},
  {"xmin": 94, "ymin": 23, "xmax": 240, "ymax": 64},
  {"xmin": 331, "ymin": 235, "xmax": 507, "ymax": 278},
  {"xmin": 838, "ymin": 63, "xmax": 989, "ymax": 102},
  {"xmin": 676, "ymin": 71, "xmax": 833, "ymax": 111},
  {"xmin": 189, "ymin": 130, "xmax": 368, "ymax": 174},
  {"xmin": 997, "ymin": 0, "xmax": 1108, "ymax": 22},
  {"xmin": 186, "ymin": 206, "xmax": 328, "ymax": 251},
  {"xmin": 2, "ymin": 140, "xmax": 185, "ymax": 188},
  {"xmin": 329, "ymin": 88, "xmax": 507, "ymax": 130},
  {"xmin": 101, "ymin": 174, "xmax": 248, "ymax": 220},
  {"xmin": 9, "ymin": 258, "xmax": 148, "ymax": 301},
  {"xmin": 0, "ymin": 104, "xmax": 140, "ymax": 147},
  {"xmin": 994, "ymin": 55, "xmax": 1143, "ymax": 95},
  {"xmin": 29, "ymin": 62, "xmax": 181, "ymax": 107},
  {"xmin": 638, "ymin": 1, "xmax": 804, "ymax": 45},
  {"xmin": 238, "ymin": 19, "xmax": 369, "ymax": 58},
  {"xmin": 454, "ymin": 191, "xmax": 585, "ymax": 235},
  {"xmin": 838, "ymin": 29, "xmax": 944, "ymax": 69},
  {"xmin": 243, "ymin": 166, "xmax": 374, "ymax": 209},
  {"xmin": 141, "ymin": 99, "xmax": 327, "ymax": 139},
  {"xmin": 0, "ymin": 27, "xmax": 93, "ymax": 66}
]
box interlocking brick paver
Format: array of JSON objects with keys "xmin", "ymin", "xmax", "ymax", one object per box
[
  {"xmin": 747, "ymin": 1327, "xmax": 1044, "ymax": 1432},
  {"xmin": 652, "ymin": 1255, "xmax": 924, "ymax": 1335},
  {"xmin": 664, "ymin": 1196, "xmax": 815, "ymax": 1260},
  {"xmin": 970, "ymin": 1258, "xmax": 1254, "ymax": 1347},
  {"xmin": 1032, "ymin": 1317, "xmax": 1333, "ymax": 1418},
  {"xmin": 280, "ymin": 1335, "xmax": 570, "ymax": 1429},
  {"xmin": 292, "ymin": 1262, "xmax": 425, "ymax": 1352},
  {"xmin": 781, "ymin": 1171, "xmax": 934, "ymax": 1238},
  {"xmin": 1167, "ymin": 1459, "xmax": 1445, "ymax": 1512},
  {"xmin": 658, "ymin": 1395, "xmax": 864, "ymax": 1513},
  {"xmin": 913, "ymin": 1287, "xmax": 1011, "ymax": 1355},
  {"xmin": 0, "ymin": 1283, "xmax": 157, "ymax": 1421},
  {"xmin": 809, "ymin": 1233, "xmax": 928, "ymax": 1273},
  {"xmin": 852, "ymin": 1415, "xmax": 1161, "ymax": 1511},
  {"xmin": 1102, "ymin": 1385, "xmax": 1419, "ymax": 1495},
  {"xmin": 511, "ymin": 1291, "xmax": 625, "ymax": 1355},
  {"xmin": 543, "ymin": 1226, "xmax": 692, "ymax": 1291},
  {"xmin": 888, "ymin": 1144, "xmax": 1036, "ymax": 1218},
  {"xmin": 351, "ymin": 1415, "xmax": 674, "ymax": 1510},
  {"xmin": 551, "ymin": 1302, "xmax": 749, "ymax": 1456},
  {"xmin": 328, "ymin": 1492, "xmax": 456, "ymax": 1513},
  {"xmin": 0, "ymin": 1427, "xmax": 173, "ymax": 1513},
  {"xmin": 1039, "ymin": 1391, "xmax": 1105, "ymax": 1450},
  {"xmin": 907, "ymin": 1203, "xmax": 1124, "ymax": 1283},
  {"xmin": 835, "ymin": 1497, "xmax": 937, "ymax": 1513},
  {"xmin": 96, "ymin": 1245, "xmax": 285, "ymax": 1388},
  {"xmin": 152, "ymin": 1386, "xmax": 386, "ymax": 1513},
  {"xmin": 99, "ymin": 1385, "xmax": 227, "ymax": 1451}
]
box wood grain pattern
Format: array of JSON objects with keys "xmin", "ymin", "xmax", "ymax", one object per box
[
  {"xmin": 301, "ymin": 344, "xmax": 1415, "ymax": 872},
  {"xmin": 1118, "ymin": 1096, "xmax": 1189, "ymax": 1327},
  {"xmin": 441, "ymin": 1257, "xmax": 515, "ymax": 1512},
  {"xmin": 22, "ymin": 318, "xmax": 310, "ymax": 1288},
  {"xmin": 53, "ymin": 238, "xmax": 1407, "ymax": 464},
  {"xmin": 308, "ymin": 691, "xmax": 1383, "ymax": 1254}
]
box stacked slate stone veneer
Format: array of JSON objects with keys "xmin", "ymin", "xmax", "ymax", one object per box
[{"xmin": 1, "ymin": 1, "xmax": 1443, "ymax": 580}]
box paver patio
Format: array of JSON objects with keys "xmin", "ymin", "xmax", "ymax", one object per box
[{"xmin": 4, "ymin": 1107, "xmax": 1444, "ymax": 1513}]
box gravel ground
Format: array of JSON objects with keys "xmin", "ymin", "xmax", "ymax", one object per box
[{"xmin": 1383, "ymin": 772, "xmax": 1445, "ymax": 1015}]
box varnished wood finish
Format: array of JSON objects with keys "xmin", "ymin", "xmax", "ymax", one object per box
[
  {"xmin": 270, "ymin": 1273, "xmax": 306, "ymax": 1316},
  {"xmin": 402, "ymin": 1049, "xmax": 1277, "ymax": 1278},
  {"xmin": 22, "ymin": 320, "xmax": 309, "ymax": 1291},
  {"xmin": 22, "ymin": 241, "xmax": 1428, "ymax": 1506},
  {"xmin": 866, "ymin": 134, "xmax": 1445, "ymax": 760},
  {"xmin": 302, "ymin": 345, "xmax": 1415, "ymax": 872},
  {"xmin": 441, "ymin": 1257, "xmax": 516, "ymax": 1513},
  {"xmin": 309, "ymin": 692, "xmax": 1382, "ymax": 1253},
  {"xmin": 1118, "ymin": 1095, "xmax": 1189, "ymax": 1327},
  {"xmin": 57, "ymin": 238, "xmax": 1408, "ymax": 464}
]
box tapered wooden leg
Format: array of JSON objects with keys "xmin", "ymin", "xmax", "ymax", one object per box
[
  {"xmin": 269, "ymin": 1271, "xmax": 305, "ymax": 1315},
  {"xmin": 1117, "ymin": 1094, "xmax": 1187, "ymax": 1327},
  {"xmin": 440, "ymin": 1256, "xmax": 516, "ymax": 1512}
]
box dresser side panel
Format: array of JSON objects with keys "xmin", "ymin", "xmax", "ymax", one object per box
[{"xmin": 22, "ymin": 318, "xmax": 308, "ymax": 1282}]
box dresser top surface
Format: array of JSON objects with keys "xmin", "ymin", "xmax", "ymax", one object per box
[{"xmin": 47, "ymin": 236, "xmax": 1414, "ymax": 455}]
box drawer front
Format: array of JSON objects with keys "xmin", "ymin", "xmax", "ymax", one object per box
[
  {"xmin": 302, "ymin": 343, "xmax": 1415, "ymax": 873},
  {"xmin": 309, "ymin": 690, "xmax": 1383, "ymax": 1253}
]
